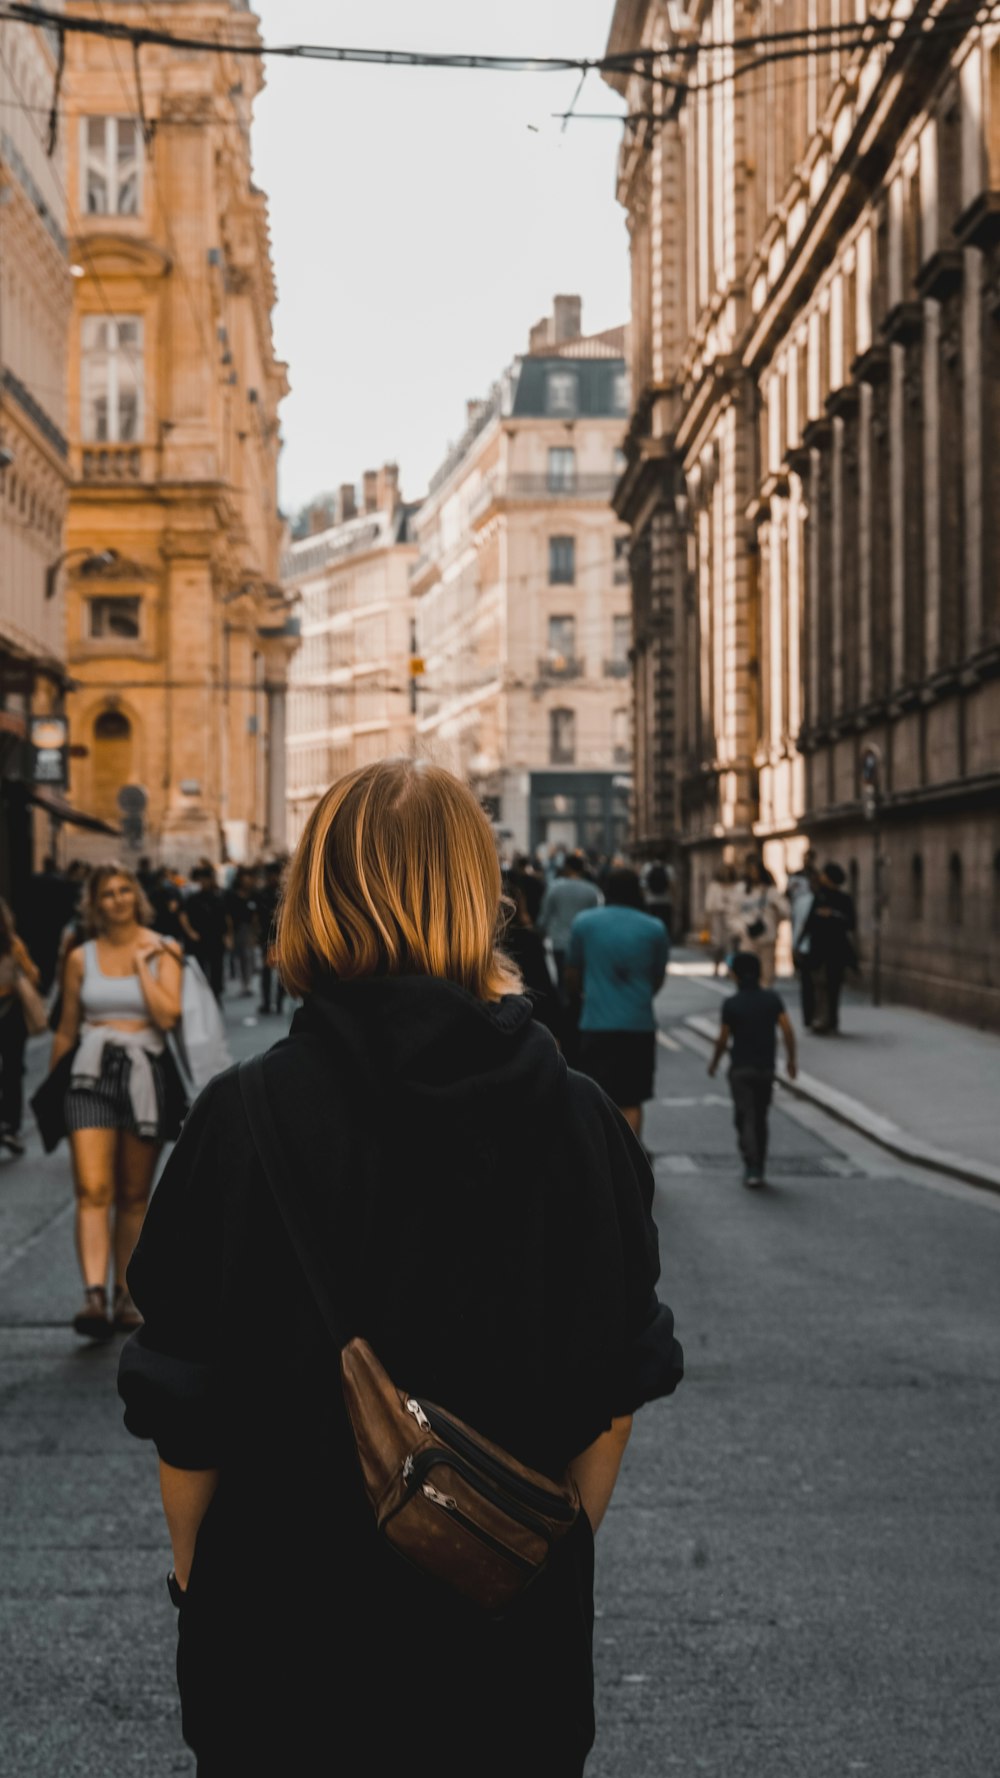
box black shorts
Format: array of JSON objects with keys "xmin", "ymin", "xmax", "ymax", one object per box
[{"xmin": 579, "ymin": 1030, "xmax": 656, "ymax": 1107}]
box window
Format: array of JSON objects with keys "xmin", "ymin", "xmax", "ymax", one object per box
[
  {"xmin": 947, "ymin": 853, "xmax": 963, "ymax": 926},
  {"xmin": 613, "ymin": 707, "xmax": 631, "ymax": 764},
  {"xmin": 548, "ymin": 536, "xmax": 575, "ymax": 585},
  {"xmin": 547, "ymin": 447, "xmax": 576, "ymax": 492},
  {"xmin": 547, "ymin": 615, "xmax": 576, "ymax": 666},
  {"xmin": 910, "ymin": 854, "xmax": 924, "ymax": 920},
  {"xmin": 611, "ymin": 371, "xmax": 630, "ymax": 413},
  {"xmin": 82, "ymin": 117, "xmax": 141, "ymax": 216},
  {"xmin": 88, "ymin": 596, "xmax": 140, "ymax": 641},
  {"xmin": 614, "ymin": 535, "xmax": 630, "ymax": 584},
  {"xmin": 549, "ymin": 707, "xmax": 576, "ymax": 765},
  {"xmin": 92, "ymin": 708, "xmax": 133, "ymax": 822},
  {"xmin": 612, "ymin": 614, "xmax": 631, "ymax": 663},
  {"xmin": 81, "ymin": 316, "xmax": 143, "ymax": 442},
  {"xmin": 613, "ymin": 446, "xmax": 627, "ymax": 477},
  {"xmin": 546, "ymin": 372, "xmax": 578, "ymax": 417}
]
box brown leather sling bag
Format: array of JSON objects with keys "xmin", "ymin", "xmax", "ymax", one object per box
[{"xmin": 238, "ymin": 1055, "xmax": 580, "ymax": 1615}]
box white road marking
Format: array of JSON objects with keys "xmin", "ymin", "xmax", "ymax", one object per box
[
  {"xmin": 656, "ymin": 1031, "xmax": 682, "ymax": 1052},
  {"xmin": 658, "ymin": 1094, "xmax": 729, "ymax": 1108},
  {"xmin": 658, "ymin": 1154, "xmax": 700, "ymax": 1174}
]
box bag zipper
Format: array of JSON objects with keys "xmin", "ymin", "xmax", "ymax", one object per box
[
  {"xmin": 403, "ymin": 1446, "xmax": 557, "ymax": 1544},
  {"xmin": 417, "ymin": 1401, "xmax": 576, "ymax": 1523},
  {"xmin": 414, "ymin": 1482, "xmax": 537, "ymax": 1574}
]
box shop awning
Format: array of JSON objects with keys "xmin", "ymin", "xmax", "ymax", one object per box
[{"xmin": 27, "ymin": 788, "xmax": 121, "ymax": 836}]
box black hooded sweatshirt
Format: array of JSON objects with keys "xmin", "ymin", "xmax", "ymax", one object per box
[{"xmin": 120, "ymin": 975, "xmax": 682, "ymax": 1773}]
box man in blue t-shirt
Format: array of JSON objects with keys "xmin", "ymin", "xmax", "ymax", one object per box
[
  {"xmin": 707, "ymin": 951, "xmax": 798, "ymax": 1188},
  {"xmin": 565, "ymin": 868, "xmax": 669, "ymax": 1142}
]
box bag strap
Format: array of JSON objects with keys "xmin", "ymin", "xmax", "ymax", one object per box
[{"xmin": 238, "ymin": 1054, "xmax": 348, "ymax": 1353}]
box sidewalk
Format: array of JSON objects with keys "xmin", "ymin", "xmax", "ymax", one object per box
[{"xmin": 663, "ymin": 957, "xmax": 1000, "ymax": 1194}]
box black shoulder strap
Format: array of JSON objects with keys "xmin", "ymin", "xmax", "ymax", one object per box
[{"xmin": 238, "ymin": 1054, "xmax": 347, "ymax": 1353}]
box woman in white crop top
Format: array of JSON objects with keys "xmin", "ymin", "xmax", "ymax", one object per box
[{"xmin": 48, "ymin": 863, "xmax": 183, "ymax": 1341}]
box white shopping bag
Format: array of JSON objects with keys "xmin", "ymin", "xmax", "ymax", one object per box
[{"xmin": 170, "ymin": 957, "xmax": 233, "ymax": 1095}]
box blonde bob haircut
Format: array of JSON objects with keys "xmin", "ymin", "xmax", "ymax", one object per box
[
  {"xmin": 277, "ymin": 759, "xmax": 521, "ymax": 1003},
  {"xmin": 83, "ymin": 861, "xmax": 154, "ymax": 935}
]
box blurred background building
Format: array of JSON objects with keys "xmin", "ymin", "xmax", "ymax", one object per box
[
  {"xmin": 412, "ymin": 296, "xmax": 634, "ymax": 860},
  {"xmin": 0, "ymin": 4, "xmax": 79, "ymax": 907},
  {"xmin": 283, "ymin": 465, "xmax": 417, "ymax": 849},
  {"xmin": 607, "ymin": 0, "xmax": 1000, "ymax": 1023},
  {"xmin": 60, "ymin": 0, "xmax": 294, "ymax": 868}
]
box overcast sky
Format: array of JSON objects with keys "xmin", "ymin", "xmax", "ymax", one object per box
[{"xmin": 251, "ymin": 2, "xmax": 628, "ymax": 515}]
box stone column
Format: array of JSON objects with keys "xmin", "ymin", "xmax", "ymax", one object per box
[
  {"xmin": 802, "ymin": 418, "xmax": 833, "ymax": 727},
  {"xmin": 854, "ymin": 346, "xmax": 892, "ymax": 703},
  {"xmin": 917, "ymin": 251, "xmax": 965, "ymax": 670},
  {"xmin": 956, "ymin": 195, "xmax": 1000, "ymax": 651},
  {"xmin": 884, "ymin": 303, "xmax": 926, "ymax": 686},
  {"xmin": 828, "ymin": 386, "xmax": 861, "ymax": 715},
  {"xmin": 265, "ymin": 681, "xmax": 287, "ymax": 852}
]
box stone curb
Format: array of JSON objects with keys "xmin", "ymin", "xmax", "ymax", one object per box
[{"xmin": 680, "ymin": 1014, "xmax": 1000, "ymax": 1197}]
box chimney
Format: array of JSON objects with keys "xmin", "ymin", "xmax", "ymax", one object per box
[
  {"xmin": 529, "ymin": 316, "xmax": 552, "ymax": 354},
  {"xmin": 375, "ymin": 462, "xmax": 400, "ymax": 512},
  {"xmin": 466, "ymin": 399, "xmax": 486, "ymax": 430},
  {"xmin": 336, "ymin": 482, "xmax": 357, "ymax": 523},
  {"xmin": 553, "ymin": 295, "xmax": 582, "ymax": 344},
  {"xmin": 308, "ymin": 502, "xmax": 328, "ymax": 536},
  {"xmin": 362, "ymin": 469, "xmax": 378, "ymax": 514}
]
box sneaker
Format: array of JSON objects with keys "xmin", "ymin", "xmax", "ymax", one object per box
[
  {"xmin": 73, "ymin": 1286, "xmax": 113, "ymax": 1342},
  {"xmin": 743, "ymin": 1171, "xmax": 763, "ymax": 1190},
  {"xmin": 112, "ymin": 1286, "xmax": 143, "ymax": 1333}
]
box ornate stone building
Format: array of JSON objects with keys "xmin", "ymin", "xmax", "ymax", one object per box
[
  {"xmin": 0, "ymin": 5, "xmax": 77, "ymax": 905},
  {"xmin": 413, "ymin": 298, "xmax": 632, "ymax": 859},
  {"xmin": 61, "ymin": 0, "xmax": 293, "ymax": 866},
  {"xmin": 607, "ymin": 0, "xmax": 1000, "ymax": 1024},
  {"xmin": 283, "ymin": 467, "xmax": 418, "ymax": 850}
]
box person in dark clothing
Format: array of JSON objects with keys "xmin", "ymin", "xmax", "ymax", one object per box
[
  {"xmin": 22, "ymin": 856, "xmax": 77, "ymax": 995},
  {"xmin": 805, "ymin": 862, "xmax": 857, "ymax": 1034},
  {"xmin": 707, "ymin": 950, "xmax": 798, "ymax": 1188},
  {"xmin": 118, "ymin": 760, "xmax": 683, "ymax": 1776},
  {"xmin": 184, "ymin": 868, "xmax": 231, "ymax": 1001},
  {"xmin": 0, "ymin": 899, "xmax": 41, "ymax": 1153},
  {"xmin": 254, "ymin": 861, "xmax": 285, "ymax": 1014},
  {"xmin": 501, "ymin": 871, "xmax": 563, "ymax": 1045},
  {"xmin": 223, "ymin": 868, "xmax": 257, "ymax": 997},
  {"xmin": 149, "ymin": 869, "xmax": 188, "ymax": 948}
]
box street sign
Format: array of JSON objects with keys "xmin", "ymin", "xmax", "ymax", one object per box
[{"xmin": 30, "ymin": 714, "xmax": 68, "ymax": 790}]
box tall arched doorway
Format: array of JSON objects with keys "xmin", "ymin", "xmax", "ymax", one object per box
[{"xmin": 92, "ymin": 708, "xmax": 134, "ymax": 823}]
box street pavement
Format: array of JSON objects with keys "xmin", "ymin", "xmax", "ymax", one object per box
[{"xmin": 2, "ymin": 976, "xmax": 999, "ymax": 1775}]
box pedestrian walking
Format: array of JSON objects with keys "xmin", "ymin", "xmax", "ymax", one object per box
[
  {"xmin": 184, "ymin": 866, "xmax": 231, "ymax": 1002},
  {"xmin": 32, "ymin": 864, "xmax": 186, "ymax": 1341},
  {"xmin": 565, "ymin": 867, "xmax": 669, "ymax": 1146},
  {"xmin": 0, "ymin": 901, "xmax": 42, "ymax": 1156},
  {"xmin": 537, "ymin": 852, "xmax": 601, "ymax": 995},
  {"xmin": 804, "ymin": 861, "xmax": 857, "ymax": 1035},
  {"xmin": 786, "ymin": 848, "xmax": 819, "ymax": 1027},
  {"xmin": 640, "ymin": 857, "xmax": 675, "ymax": 938},
  {"xmin": 732, "ymin": 854, "xmax": 787, "ymax": 986},
  {"xmin": 116, "ymin": 759, "xmax": 683, "ymax": 1776},
  {"xmin": 224, "ymin": 868, "xmax": 257, "ymax": 997},
  {"xmin": 255, "ymin": 860, "xmax": 286, "ymax": 1015},
  {"xmin": 704, "ymin": 863, "xmax": 738, "ymax": 976},
  {"xmin": 706, "ymin": 950, "xmax": 798, "ymax": 1189},
  {"xmin": 501, "ymin": 870, "xmax": 563, "ymax": 1045}
]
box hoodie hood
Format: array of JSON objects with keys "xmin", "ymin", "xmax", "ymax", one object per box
[{"xmin": 291, "ymin": 973, "xmax": 564, "ymax": 1118}]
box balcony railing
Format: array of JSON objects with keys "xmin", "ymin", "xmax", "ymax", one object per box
[
  {"xmin": 473, "ymin": 473, "xmax": 618, "ymax": 516},
  {"xmin": 79, "ymin": 444, "xmax": 144, "ymax": 483},
  {"xmin": 538, "ymin": 654, "xmax": 584, "ymax": 680},
  {"xmin": 603, "ymin": 658, "xmax": 630, "ymax": 678}
]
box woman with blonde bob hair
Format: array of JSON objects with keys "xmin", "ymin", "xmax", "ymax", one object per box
[{"xmin": 119, "ymin": 760, "xmax": 683, "ymax": 1776}]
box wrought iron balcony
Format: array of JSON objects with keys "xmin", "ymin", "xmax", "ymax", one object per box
[
  {"xmin": 538, "ymin": 654, "xmax": 585, "ymax": 680},
  {"xmin": 603, "ymin": 658, "xmax": 631, "ymax": 678}
]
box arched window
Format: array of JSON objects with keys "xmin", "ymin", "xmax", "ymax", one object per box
[
  {"xmin": 947, "ymin": 852, "xmax": 963, "ymax": 927},
  {"xmin": 92, "ymin": 708, "xmax": 133, "ymax": 822}
]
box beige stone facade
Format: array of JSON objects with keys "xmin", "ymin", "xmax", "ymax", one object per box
[
  {"xmin": 60, "ymin": 1, "xmax": 293, "ymax": 868},
  {"xmin": 0, "ymin": 6, "xmax": 73, "ymax": 904},
  {"xmin": 413, "ymin": 300, "xmax": 633, "ymax": 859},
  {"xmin": 283, "ymin": 468, "xmax": 417, "ymax": 849},
  {"xmin": 607, "ymin": 1, "xmax": 1000, "ymax": 1025}
]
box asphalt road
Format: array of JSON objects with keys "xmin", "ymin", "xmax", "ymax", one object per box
[{"xmin": 2, "ymin": 975, "xmax": 998, "ymax": 1776}]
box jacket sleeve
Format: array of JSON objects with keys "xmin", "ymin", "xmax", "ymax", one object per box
[{"xmin": 117, "ymin": 1072, "xmax": 232, "ymax": 1469}]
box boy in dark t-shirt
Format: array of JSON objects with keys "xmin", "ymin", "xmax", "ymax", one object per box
[{"xmin": 707, "ymin": 951, "xmax": 798, "ymax": 1188}]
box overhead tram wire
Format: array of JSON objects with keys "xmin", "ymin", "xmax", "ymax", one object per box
[{"xmin": 0, "ymin": 0, "xmax": 996, "ymax": 83}]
